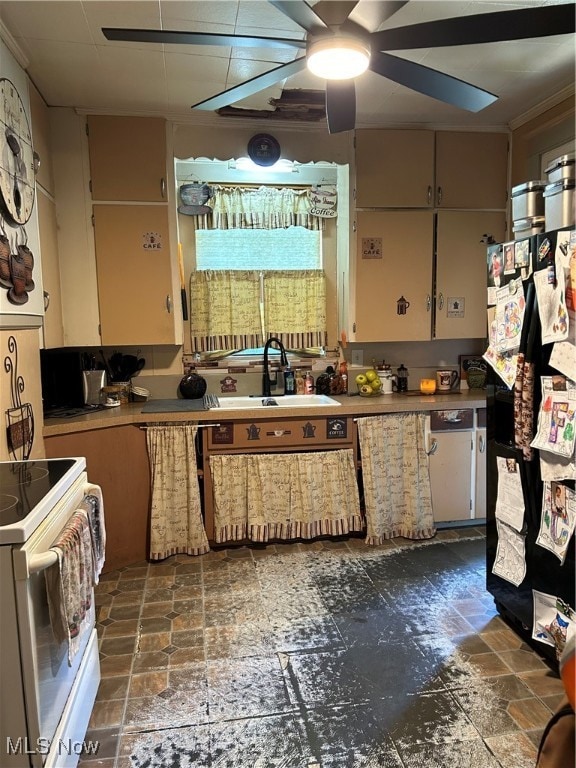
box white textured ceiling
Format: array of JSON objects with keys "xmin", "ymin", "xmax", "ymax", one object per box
[{"xmin": 1, "ymin": 0, "xmax": 574, "ymax": 130}]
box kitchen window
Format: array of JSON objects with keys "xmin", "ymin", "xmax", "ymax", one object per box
[{"xmin": 176, "ymin": 158, "xmax": 346, "ymax": 359}]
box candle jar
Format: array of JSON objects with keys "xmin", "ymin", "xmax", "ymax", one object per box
[{"xmin": 420, "ymin": 378, "xmax": 437, "ymax": 395}]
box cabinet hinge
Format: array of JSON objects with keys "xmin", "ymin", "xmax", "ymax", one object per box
[
  {"xmin": 91, "ymin": 214, "xmax": 95, "ymax": 227},
  {"xmin": 85, "ymin": 122, "xmax": 89, "ymax": 136},
  {"xmin": 353, "ymin": 322, "xmax": 356, "ymax": 333},
  {"xmin": 98, "ymin": 324, "xmax": 101, "ymax": 337},
  {"xmin": 89, "ymin": 179, "xmax": 92, "ymax": 194},
  {"xmin": 353, "ymin": 188, "xmax": 357, "ymax": 200},
  {"xmin": 352, "ymin": 220, "xmax": 356, "ymax": 232}
]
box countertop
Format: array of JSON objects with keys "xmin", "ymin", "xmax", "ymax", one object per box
[{"xmin": 42, "ymin": 390, "xmax": 486, "ymax": 437}]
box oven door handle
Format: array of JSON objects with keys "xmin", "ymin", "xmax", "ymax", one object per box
[{"xmin": 27, "ymin": 550, "xmax": 59, "ymax": 574}]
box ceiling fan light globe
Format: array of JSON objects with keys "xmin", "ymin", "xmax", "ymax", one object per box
[{"xmin": 307, "ymin": 37, "xmax": 370, "ymax": 81}]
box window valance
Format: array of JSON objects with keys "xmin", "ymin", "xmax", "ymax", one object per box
[{"xmin": 196, "ymin": 185, "xmax": 324, "ymax": 230}]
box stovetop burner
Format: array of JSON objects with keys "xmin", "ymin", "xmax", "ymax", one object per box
[
  {"xmin": 44, "ymin": 405, "xmax": 107, "ymax": 419},
  {"xmin": 0, "ymin": 459, "xmax": 77, "ymax": 529}
]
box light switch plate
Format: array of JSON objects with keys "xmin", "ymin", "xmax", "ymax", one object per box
[{"xmin": 351, "ymin": 349, "xmax": 363, "ymax": 367}]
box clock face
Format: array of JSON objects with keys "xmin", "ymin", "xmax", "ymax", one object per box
[
  {"xmin": 247, "ymin": 133, "xmax": 281, "ymax": 167},
  {"xmin": 0, "ymin": 78, "xmax": 35, "ymax": 225}
]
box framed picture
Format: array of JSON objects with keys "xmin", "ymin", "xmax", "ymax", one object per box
[{"xmin": 459, "ymin": 355, "xmax": 488, "ymax": 389}]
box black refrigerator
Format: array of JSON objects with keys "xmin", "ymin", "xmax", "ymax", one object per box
[{"xmin": 486, "ymin": 226, "xmax": 575, "ymax": 668}]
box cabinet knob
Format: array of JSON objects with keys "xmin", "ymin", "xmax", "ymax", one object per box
[
  {"xmin": 160, "ymin": 177, "xmax": 166, "ymax": 199},
  {"xmin": 437, "ymin": 186, "xmax": 443, "ymax": 205},
  {"xmin": 478, "ymin": 434, "xmax": 486, "ymax": 453},
  {"xmin": 43, "ymin": 291, "xmax": 50, "ymax": 311},
  {"xmin": 166, "ymin": 295, "xmax": 172, "ymax": 313},
  {"xmin": 427, "ymin": 185, "xmax": 432, "ymax": 205},
  {"xmin": 426, "ymin": 294, "xmax": 431, "ymax": 312},
  {"xmin": 438, "ymin": 293, "xmax": 444, "ymax": 310}
]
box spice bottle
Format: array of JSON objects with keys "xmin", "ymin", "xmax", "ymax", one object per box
[
  {"xmin": 295, "ymin": 370, "xmax": 306, "ymax": 395},
  {"xmin": 305, "ymin": 371, "xmax": 315, "ymax": 394}
]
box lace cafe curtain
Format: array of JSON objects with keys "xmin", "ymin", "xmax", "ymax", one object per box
[
  {"xmin": 190, "ymin": 269, "xmax": 327, "ymax": 352},
  {"xmin": 205, "ymin": 185, "xmax": 324, "ymax": 230}
]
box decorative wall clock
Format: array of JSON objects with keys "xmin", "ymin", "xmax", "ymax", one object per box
[
  {"xmin": 0, "ymin": 78, "xmax": 35, "ymax": 225},
  {"xmin": 247, "ymin": 134, "xmax": 281, "ymax": 167}
]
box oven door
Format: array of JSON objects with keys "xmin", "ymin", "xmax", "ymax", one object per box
[{"xmin": 11, "ymin": 473, "xmax": 101, "ymax": 768}]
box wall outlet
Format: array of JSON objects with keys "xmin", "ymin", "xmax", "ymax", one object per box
[{"xmin": 351, "ymin": 349, "xmax": 364, "ymax": 367}]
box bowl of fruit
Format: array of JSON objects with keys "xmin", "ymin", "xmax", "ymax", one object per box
[{"xmin": 355, "ymin": 369, "xmax": 383, "ymax": 397}]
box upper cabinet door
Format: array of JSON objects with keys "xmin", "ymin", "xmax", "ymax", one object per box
[
  {"xmin": 87, "ymin": 116, "xmax": 167, "ymax": 202},
  {"xmin": 354, "ymin": 210, "xmax": 434, "ymax": 342},
  {"xmin": 355, "ymin": 129, "xmax": 435, "ymax": 208},
  {"xmin": 436, "ymin": 132, "xmax": 508, "ymax": 210},
  {"xmin": 93, "ymin": 204, "xmax": 178, "ymax": 346},
  {"xmin": 435, "ymin": 210, "xmax": 506, "ymax": 340}
]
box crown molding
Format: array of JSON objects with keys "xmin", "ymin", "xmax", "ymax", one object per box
[
  {"xmin": 509, "ymin": 85, "xmax": 575, "ymax": 131},
  {"xmin": 0, "ymin": 22, "xmax": 29, "ymax": 69}
]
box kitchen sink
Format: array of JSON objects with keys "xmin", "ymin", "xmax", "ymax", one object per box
[{"xmin": 205, "ymin": 394, "xmax": 341, "ymax": 409}]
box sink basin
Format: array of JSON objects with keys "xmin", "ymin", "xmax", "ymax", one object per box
[{"xmin": 207, "ymin": 394, "xmax": 341, "ymax": 410}]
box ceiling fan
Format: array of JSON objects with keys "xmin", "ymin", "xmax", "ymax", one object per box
[{"xmin": 103, "ymin": 0, "xmax": 575, "ymax": 134}]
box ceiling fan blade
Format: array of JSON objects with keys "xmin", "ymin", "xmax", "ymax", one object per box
[
  {"xmin": 370, "ymin": 52, "xmax": 498, "ymax": 112},
  {"xmin": 268, "ymin": 0, "xmax": 329, "ymax": 33},
  {"xmin": 191, "ymin": 58, "xmax": 307, "ymax": 111},
  {"xmin": 102, "ymin": 27, "xmax": 305, "ymax": 50},
  {"xmin": 344, "ymin": 1, "xmax": 408, "ymax": 34},
  {"xmin": 326, "ymin": 80, "xmax": 356, "ymax": 134},
  {"xmin": 371, "ymin": 4, "xmax": 575, "ymax": 51}
]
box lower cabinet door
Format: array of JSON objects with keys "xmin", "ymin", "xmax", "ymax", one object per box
[
  {"xmin": 474, "ymin": 427, "xmax": 487, "ymax": 519},
  {"xmin": 427, "ymin": 428, "xmax": 473, "ymax": 522}
]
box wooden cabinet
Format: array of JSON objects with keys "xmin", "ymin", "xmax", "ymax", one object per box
[
  {"xmin": 435, "ymin": 132, "xmax": 508, "ymax": 210},
  {"xmin": 475, "ymin": 427, "xmax": 487, "ymax": 519},
  {"xmin": 354, "ymin": 210, "xmax": 434, "ymax": 341},
  {"xmin": 474, "ymin": 407, "xmax": 487, "ymax": 519},
  {"xmin": 93, "ymin": 205, "xmax": 179, "ymax": 346},
  {"xmin": 86, "ymin": 114, "xmax": 181, "ymax": 346},
  {"xmin": 355, "ymin": 129, "xmax": 508, "ymax": 209},
  {"xmin": 354, "ymin": 209, "xmax": 505, "ymax": 342},
  {"xmin": 44, "ymin": 426, "xmax": 150, "ymax": 572},
  {"xmin": 87, "ymin": 115, "xmax": 167, "ymax": 202},
  {"xmin": 37, "ymin": 194, "xmax": 64, "ymax": 348},
  {"xmin": 435, "ymin": 210, "xmax": 506, "ymax": 339},
  {"xmin": 355, "ymin": 129, "xmax": 435, "ymax": 208},
  {"xmin": 426, "ymin": 411, "xmax": 474, "ymax": 523}
]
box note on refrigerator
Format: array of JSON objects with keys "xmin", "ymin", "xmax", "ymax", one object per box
[
  {"xmin": 531, "ymin": 377, "xmax": 576, "ymax": 458},
  {"xmin": 532, "ymin": 590, "xmax": 575, "ymax": 658},
  {"xmin": 495, "ymin": 456, "xmax": 525, "ymax": 531},
  {"xmin": 536, "ymin": 482, "xmax": 576, "ymax": 564},
  {"xmin": 492, "ymin": 519, "xmax": 526, "ymax": 587}
]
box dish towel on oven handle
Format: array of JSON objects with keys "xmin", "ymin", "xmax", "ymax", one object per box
[
  {"xmin": 45, "ymin": 509, "xmax": 95, "ymax": 665},
  {"xmin": 82, "ymin": 483, "xmax": 106, "ymax": 582}
]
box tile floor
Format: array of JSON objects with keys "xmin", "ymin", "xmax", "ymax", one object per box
[{"xmin": 79, "ymin": 527, "xmax": 564, "ymax": 768}]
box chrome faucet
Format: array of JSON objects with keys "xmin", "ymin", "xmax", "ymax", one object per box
[{"xmin": 262, "ymin": 337, "xmax": 288, "ymax": 396}]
